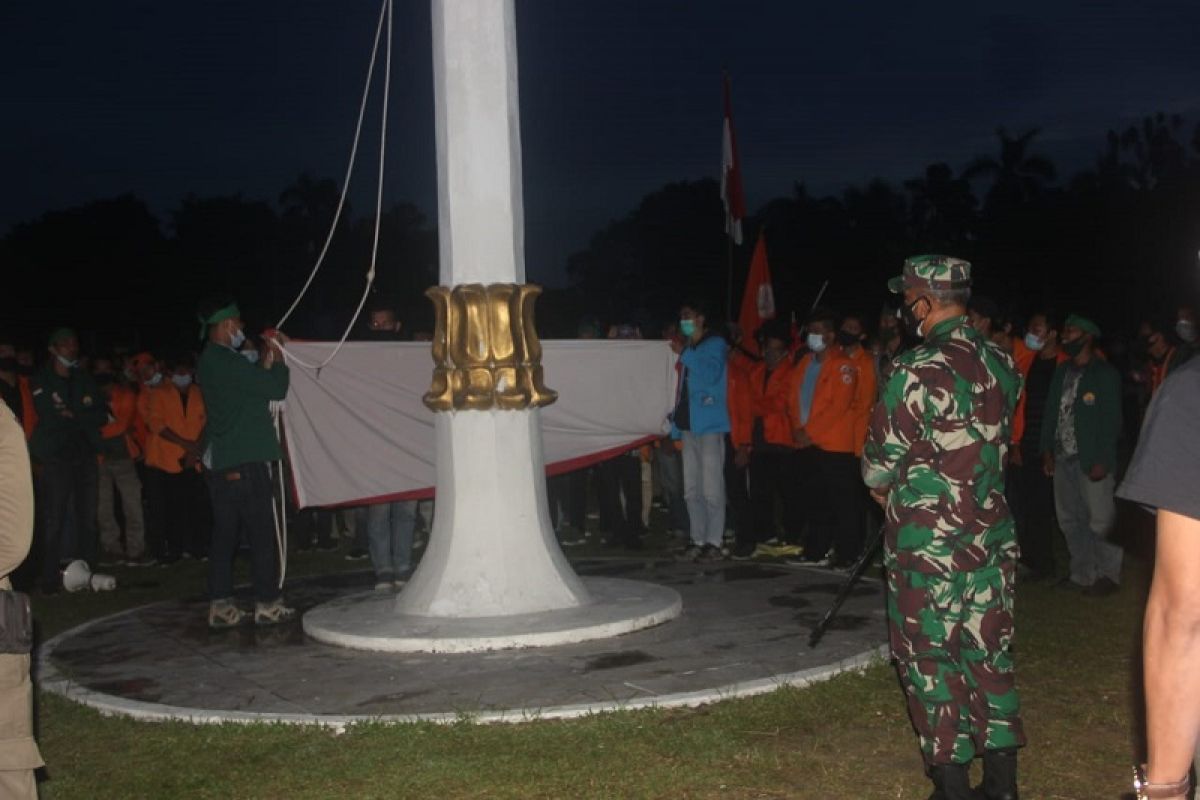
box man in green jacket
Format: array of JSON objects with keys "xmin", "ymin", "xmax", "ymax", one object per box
[
  {"xmin": 1039, "ymin": 314, "xmax": 1123, "ymax": 596},
  {"xmin": 196, "ymin": 299, "xmax": 293, "ymax": 628},
  {"xmin": 29, "ymin": 327, "xmax": 106, "ymax": 592}
]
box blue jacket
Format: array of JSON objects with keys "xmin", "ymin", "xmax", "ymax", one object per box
[{"xmin": 672, "ymin": 334, "xmax": 730, "ymax": 437}]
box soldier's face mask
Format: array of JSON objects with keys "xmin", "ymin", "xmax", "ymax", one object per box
[{"xmin": 900, "ymin": 296, "xmax": 930, "ymax": 337}]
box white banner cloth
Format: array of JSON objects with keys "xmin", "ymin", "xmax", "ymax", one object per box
[{"xmin": 280, "ymin": 340, "xmax": 678, "ymax": 508}]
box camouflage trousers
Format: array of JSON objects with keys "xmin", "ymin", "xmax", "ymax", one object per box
[{"xmin": 887, "ymin": 562, "xmax": 1026, "ymax": 766}]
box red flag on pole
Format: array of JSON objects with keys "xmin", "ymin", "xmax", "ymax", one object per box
[
  {"xmin": 737, "ymin": 233, "xmax": 775, "ymax": 355},
  {"xmin": 721, "ymin": 75, "xmax": 746, "ymax": 245}
]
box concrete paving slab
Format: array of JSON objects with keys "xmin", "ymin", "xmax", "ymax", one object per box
[{"xmin": 38, "ymin": 558, "xmax": 888, "ymax": 727}]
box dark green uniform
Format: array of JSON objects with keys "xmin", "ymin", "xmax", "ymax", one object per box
[{"xmin": 862, "ymin": 256, "xmax": 1026, "ymax": 768}]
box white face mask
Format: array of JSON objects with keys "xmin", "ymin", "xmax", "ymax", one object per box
[
  {"xmin": 241, "ymin": 348, "xmax": 259, "ymax": 364},
  {"xmin": 171, "ymin": 373, "xmax": 193, "ymax": 389},
  {"xmin": 55, "ymin": 353, "xmax": 79, "ymax": 369},
  {"xmin": 229, "ymin": 325, "xmax": 246, "ymax": 350},
  {"xmin": 1177, "ymin": 319, "xmax": 1197, "ymax": 344},
  {"xmin": 1024, "ymin": 332, "xmax": 1045, "ymax": 352},
  {"xmin": 145, "ymin": 372, "xmax": 163, "ymax": 387},
  {"xmin": 806, "ymin": 332, "xmax": 827, "ymax": 353}
]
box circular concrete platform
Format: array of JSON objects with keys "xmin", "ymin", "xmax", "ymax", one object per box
[
  {"xmin": 303, "ymin": 577, "xmax": 682, "ymax": 653},
  {"xmin": 38, "ymin": 558, "xmax": 887, "ymax": 728}
]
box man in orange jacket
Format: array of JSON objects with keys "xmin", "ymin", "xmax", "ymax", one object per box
[
  {"xmin": 144, "ymin": 354, "xmax": 208, "ymax": 562},
  {"xmin": 788, "ymin": 308, "xmax": 863, "ymax": 567},
  {"xmin": 729, "ymin": 320, "xmax": 797, "ymax": 559},
  {"xmin": 93, "ymin": 358, "xmax": 148, "ymax": 565}
]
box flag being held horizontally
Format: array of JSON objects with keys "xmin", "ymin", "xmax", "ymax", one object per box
[
  {"xmin": 721, "ymin": 75, "xmax": 746, "ymax": 246},
  {"xmin": 737, "ymin": 233, "xmax": 775, "ymax": 355}
]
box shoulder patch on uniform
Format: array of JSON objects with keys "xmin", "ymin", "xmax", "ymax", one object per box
[{"xmin": 1082, "ymin": 391, "xmax": 1096, "ymax": 406}]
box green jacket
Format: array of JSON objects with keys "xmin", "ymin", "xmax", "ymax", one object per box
[
  {"xmin": 28, "ymin": 363, "xmax": 106, "ymax": 463},
  {"xmin": 1039, "ymin": 356, "xmax": 1121, "ymax": 473},
  {"xmin": 196, "ymin": 343, "xmax": 289, "ymax": 471}
]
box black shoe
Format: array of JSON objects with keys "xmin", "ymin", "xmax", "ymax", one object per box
[
  {"xmin": 1083, "ymin": 576, "xmax": 1119, "ymax": 597},
  {"xmin": 976, "ymin": 748, "xmax": 1018, "ymax": 800},
  {"xmin": 344, "ymin": 548, "xmax": 369, "ymax": 561},
  {"xmin": 928, "ymin": 763, "xmax": 973, "ymax": 800},
  {"xmin": 730, "ymin": 542, "xmax": 757, "ymax": 560},
  {"xmin": 1053, "ymin": 577, "xmax": 1089, "ymax": 593}
]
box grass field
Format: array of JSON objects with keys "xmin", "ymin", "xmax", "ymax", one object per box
[{"xmin": 29, "ymin": 526, "xmax": 1151, "ymax": 799}]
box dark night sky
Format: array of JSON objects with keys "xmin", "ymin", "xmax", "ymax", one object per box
[{"xmin": 6, "ymin": 1, "xmax": 1200, "ymax": 286}]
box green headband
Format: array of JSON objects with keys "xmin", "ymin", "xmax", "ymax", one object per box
[
  {"xmin": 199, "ymin": 303, "xmax": 240, "ymax": 340},
  {"xmin": 48, "ymin": 327, "xmax": 77, "ymax": 346},
  {"xmin": 1064, "ymin": 313, "xmax": 1100, "ymax": 338}
]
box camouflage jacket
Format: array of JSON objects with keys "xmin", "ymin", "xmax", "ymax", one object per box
[{"xmin": 862, "ymin": 315, "xmax": 1022, "ymax": 575}]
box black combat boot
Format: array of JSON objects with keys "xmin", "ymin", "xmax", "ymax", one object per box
[
  {"xmin": 977, "ymin": 748, "xmax": 1019, "ymax": 800},
  {"xmin": 928, "ymin": 763, "xmax": 973, "ymax": 800}
]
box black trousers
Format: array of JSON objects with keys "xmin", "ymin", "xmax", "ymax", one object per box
[
  {"xmin": 206, "ymin": 462, "xmax": 281, "ymax": 604},
  {"xmin": 35, "ymin": 457, "xmax": 98, "ymax": 588},
  {"xmin": 145, "ymin": 467, "xmax": 210, "ymax": 559},
  {"xmin": 747, "ymin": 446, "xmax": 798, "ymax": 546},
  {"xmin": 564, "ymin": 466, "xmax": 592, "ymax": 531},
  {"xmin": 794, "ymin": 447, "xmax": 864, "ymax": 565},
  {"xmin": 596, "ymin": 454, "xmax": 644, "ymax": 544},
  {"xmin": 724, "ymin": 435, "xmax": 753, "ymax": 546},
  {"xmin": 1014, "ymin": 440, "xmax": 1056, "ymax": 577}
]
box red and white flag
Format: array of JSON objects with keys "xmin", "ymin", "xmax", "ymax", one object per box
[
  {"xmin": 721, "ymin": 75, "xmax": 746, "ymax": 245},
  {"xmin": 737, "ymin": 233, "xmax": 775, "ymax": 355}
]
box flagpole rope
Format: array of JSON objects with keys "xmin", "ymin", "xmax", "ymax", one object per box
[
  {"xmin": 274, "ymin": 0, "xmax": 393, "ymax": 375},
  {"xmin": 275, "ymin": 0, "xmax": 388, "ymax": 331}
]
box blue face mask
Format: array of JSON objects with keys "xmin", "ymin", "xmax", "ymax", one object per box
[
  {"xmin": 679, "ymin": 319, "xmax": 696, "ymax": 338},
  {"xmin": 241, "ymin": 348, "xmax": 259, "ymax": 364},
  {"xmin": 230, "ymin": 327, "xmax": 246, "ymax": 350},
  {"xmin": 1024, "ymin": 332, "xmax": 1045, "ymax": 352}
]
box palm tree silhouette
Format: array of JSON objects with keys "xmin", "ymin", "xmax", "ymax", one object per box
[{"xmin": 963, "ymin": 127, "xmax": 1057, "ymax": 207}]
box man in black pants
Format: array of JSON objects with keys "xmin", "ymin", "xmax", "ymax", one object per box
[
  {"xmin": 1012, "ymin": 311, "xmax": 1063, "ymax": 581},
  {"xmin": 29, "ymin": 328, "xmax": 105, "ymax": 591}
]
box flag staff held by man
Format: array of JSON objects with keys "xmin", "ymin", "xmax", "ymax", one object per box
[
  {"xmin": 862, "ymin": 255, "xmax": 1024, "ymax": 800},
  {"xmin": 196, "ymin": 298, "xmax": 294, "ymax": 629}
]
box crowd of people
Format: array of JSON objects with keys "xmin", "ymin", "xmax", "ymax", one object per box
[{"xmin": 1, "ymin": 269, "xmax": 1197, "ymax": 798}]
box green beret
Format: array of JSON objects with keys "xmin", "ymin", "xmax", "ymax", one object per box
[
  {"xmin": 1063, "ymin": 314, "xmax": 1100, "ymax": 337},
  {"xmin": 888, "ymin": 254, "xmax": 972, "ymax": 294}
]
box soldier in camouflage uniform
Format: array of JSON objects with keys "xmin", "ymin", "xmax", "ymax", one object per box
[{"xmin": 862, "ymin": 255, "xmax": 1025, "ymax": 800}]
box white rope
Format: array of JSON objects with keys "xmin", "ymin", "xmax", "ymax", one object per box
[
  {"xmin": 271, "ymin": 403, "xmax": 288, "ymax": 590},
  {"xmin": 275, "ymin": 0, "xmax": 393, "ymax": 376},
  {"xmin": 275, "ymin": 0, "xmax": 389, "ymax": 331}
]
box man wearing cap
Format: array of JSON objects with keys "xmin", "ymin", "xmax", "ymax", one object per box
[
  {"xmin": 862, "ymin": 256, "xmax": 1024, "ymax": 800},
  {"xmin": 1039, "ymin": 313, "xmax": 1123, "ymax": 597},
  {"xmin": 196, "ymin": 299, "xmax": 294, "ymax": 628},
  {"xmin": 29, "ymin": 328, "xmax": 107, "ymax": 592}
]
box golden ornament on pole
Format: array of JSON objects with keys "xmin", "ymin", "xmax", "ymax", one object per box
[{"xmin": 423, "ymin": 282, "xmax": 557, "ymax": 412}]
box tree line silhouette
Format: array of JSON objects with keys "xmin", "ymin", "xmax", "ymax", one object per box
[{"xmin": 4, "ymin": 113, "xmax": 1199, "ymax": 352}]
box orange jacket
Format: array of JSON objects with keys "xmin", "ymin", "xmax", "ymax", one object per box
[
  {"xmin": 787, "ymin": 348, "xmax": 859, "ymax": 454},
  {"xmin": 844, "ymin": 347, "xmax": 877, "ymax": 456},
  {"xmin": 18, "ymin": 376, "xmax": 36, "ymax": 440},
  {"xmin": 144, "ymin": 383, "xmax": 206, "ymax": 473},
  {"xmin": 99, "ymin": 385, "xmax": 142, "ymax": 459},
  {"xmin": 730, "ymin": 359, "xmax": 795, "ymax": 448},
  {"xmin": 1011, "ymin": 346, "xmax": 1069, "ymax": 445}
]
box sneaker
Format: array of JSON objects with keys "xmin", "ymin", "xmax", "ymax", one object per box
[
  {"xmin": 254, "ymin": 600, "xmax": 297, "ymax": 626},
  {"xmin": 773, "ymin": 543, "xmax": 803, "ymax": 557},
  {"xmin": 678, "ymin": 544, "xmax": 703, "ymax": 562},
  {"xmin": 374, "ymin": 581, "xmax": 395, "ymax": 592},
  {"xmin": 344, "ymin": 548, "xmax": 369, "ymax": 561},
  {"xmin": 697, "ymin": 544, "xmax": 724, "ymax": 563},
  {"xmin": 126, "ymin": 556, "xmax": 157, "ymax": 568},
  {"xmin": 208, "ymin": 601, "xmax": 249, "ymax": 629}
]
